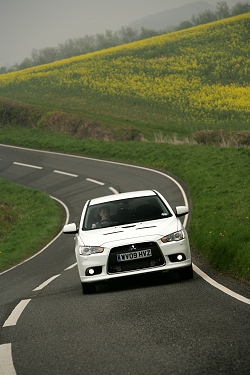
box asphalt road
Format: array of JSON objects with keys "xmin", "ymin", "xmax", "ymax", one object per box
[{"xmin": 0, "ymin": 144, "xmax": 249, "ymax": 375}]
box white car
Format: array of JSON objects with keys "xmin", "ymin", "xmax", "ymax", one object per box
[{"xmin": 63, "ymin": 190, "xmax": 193, "ymax": 293}]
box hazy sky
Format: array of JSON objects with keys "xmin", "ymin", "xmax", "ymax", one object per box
[{"xmin": 0, "ymin": 0, "xmax": 238, "ymax": 67}]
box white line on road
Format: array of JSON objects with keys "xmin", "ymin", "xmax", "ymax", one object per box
[
  {"xmin": 86, "ymin": 177, "xmax": 105, "ymax": 185},
  {"xmin": 3, "ymin": 299, "xmax": 31, "ymax": 327},
  {"xmin": 0, "ymin": 344, "xmax": 17, "ymax": 375},
  {"xmin": 33, "ymin": 274, "xmax": 61, "ymax": 291},
  {"xmin": 64, "ymin": 263, "xmax": 77, "ymax": 270},
  {"xmin": 193, "ymin": 264, "xmax": 250, "ymax": 305},
  {"xmin": 1, "ymin": 144, "xmax": 249, "ymax": 305},
  {"xmin": 13, "ymin": 162, "xmax": 42, "ymax": 169},
  {"xmin": 86, "ymin": 178, "xmax": 105, "ymax": 186},
  {"xmin": 53, "ymin": 170, "xmax": 78, "ymax": 177},
  {"xmin": 109, "ymin": 187, "xmax": 119, "ymax": 194}
]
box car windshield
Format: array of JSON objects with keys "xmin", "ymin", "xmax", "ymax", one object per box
[{"xmin": 82, "ymin": 195, "xmax": 172, "ymax": 230}]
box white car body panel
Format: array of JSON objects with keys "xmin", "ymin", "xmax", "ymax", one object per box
[
  {"xmin": 63, "ymin": 189, "xmax": 192, "ymax": 292},
  {"xmin": 80, "ymin": 216, "xmax": 179, "ymax": 247}
]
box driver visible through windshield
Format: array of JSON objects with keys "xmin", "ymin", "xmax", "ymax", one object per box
[{"xmin": 83, "ymin": 195, "xmax": 172, "ymax": 230}]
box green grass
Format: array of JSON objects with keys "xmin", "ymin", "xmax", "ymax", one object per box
[
  {"xmin": 0, "ymin": 177, "xmax": 63, "ymax": 272},
  {"xmin": 1, "ymin": 124, "xmax": 250, "ymax": 281},
  {"xmin": 0, "ymin": 14, "xmax": 250, "ymax": 140},
  {"xmin": 0, "ymin": 14, "xmax": 249, "ymax": 281}
]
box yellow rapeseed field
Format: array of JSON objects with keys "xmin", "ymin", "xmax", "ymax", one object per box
[{"xmin": 0, "ymin": 13, "xmax": 249, "ymax": 127}]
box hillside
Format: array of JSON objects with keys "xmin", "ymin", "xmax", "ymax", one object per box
[
  {"xmin": 128, "ymin": 1, "xmax": 215, "ymax": 30},
  {"xmin": 0, "ymin": 13, "xmax": 249, "ymax": 140},
  {"xmin": 1, "ymin": 13, "xmax": 250, "ymax": 282}
]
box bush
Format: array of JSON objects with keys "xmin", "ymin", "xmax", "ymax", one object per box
[
  {"xmin": 194, "ymin": 129, "xmax": 250, "ymax": 147},
  {"xmin": 0, "ymin": 98, "xmax": 141, "ymax": 141}
]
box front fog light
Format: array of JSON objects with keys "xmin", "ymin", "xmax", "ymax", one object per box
[
  {"xmin": 86, "ymin": 266, "xmax": 102, "ymax": 276},
  {"xmin": 169, "ymin": 253, "xmax": 186, "ymax": 262}
]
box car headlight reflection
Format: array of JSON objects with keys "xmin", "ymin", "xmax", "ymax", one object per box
[
  {"xmin": 161, "ymin": 230, "xmax": 185, "ymax": 243},
  {"xmin": 79, "ymin": 246, "xmax": 104, "ymax": 255}
]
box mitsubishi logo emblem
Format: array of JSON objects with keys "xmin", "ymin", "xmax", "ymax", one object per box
[{"xmin": 130, "ymin": 245, "xmax": 136, "ymax": 251}]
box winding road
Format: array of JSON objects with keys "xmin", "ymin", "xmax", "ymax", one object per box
[{"xmin": 0, "ymin": 144, "xmax": 249, "ymax": 375}]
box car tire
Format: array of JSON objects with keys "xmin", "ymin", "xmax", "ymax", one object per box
[
  {"xmin": 178, "ymin": 264, "xmax": 193, "ymax": 280},
  {"xmin": 81, "ymin": 282, "xmax": 96, "ymax": 294}
]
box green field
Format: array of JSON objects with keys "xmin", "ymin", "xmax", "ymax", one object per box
[
  {"xmin": 0, "ymin": 178, "xmax": 63, "ymax": 271},
  {"xmin": 1, "ymin": 126, "xmax": 250, "ymax": 281},
  {"xmin": 0, "ymin": 14, "xmax": 250, "ymax": 140},
  {"xmin": 0, "ymin": 14, "xmax": 249, "ymax": 281}
]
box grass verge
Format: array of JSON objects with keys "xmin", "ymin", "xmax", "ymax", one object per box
[
  {"xmin": 0, "ymin": 124, "xmax": 250, "ymax": 281},
  {"xmin": 0, "ymin": 177, "xmax": 63, "ymax": 272}
]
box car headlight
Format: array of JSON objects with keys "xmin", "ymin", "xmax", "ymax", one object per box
[
  {"xmin": 79, "ymin": 246, "xmax": 104, "ymax": 255},
  {"xmin": 161, "ymin": 230, "xmax": 185, "ymax": 243}
]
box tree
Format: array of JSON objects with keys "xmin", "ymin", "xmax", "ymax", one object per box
[
  {"xmin": 195, "ymin": 10, "xmax": 218, "ymax": 25},
  {"xmin": 17, "ymin": 57, "xmax": 33, "ymax": 70},
  {"xmin": 176, "ymin": 20, "xmax": 194, "ymax": 30},
  {"xmin": 75, "ymin": 35, "xmax": 96, "ymax": 55},
  {"xmin": 34, "ymin": 47, "xmax": 58, "ymax": 65},
  {"xmin": 231, "ymin": 1, "xmax": 250, "ymax": 16},
  {"xmin": 31, "ymin": 49, "xmax": 40, "ymax": 65},
  {"xmin": 104, "ymin": 30, "xmax": 120, "ymax": 47},
  {"xmin": 118, "ymin": 27, "xmax": 139, "ymax": 43},
  {"xmin": 5, "ymin": 0, "xmax": 250, "ymax": 72},
  {"xmin": 190, "ymin": 14, "xmax": 200, "ymax": 26},
  {"xmin": 57, "ymin": 38, "xmax": 76, "ymax": 59},
  {"xmin": 0, "ymin": 66, "xmax": 7, "ymax": 74},
  {"xmin": 95, "ymin": 30, "xmax": 120, "ymax": 50},
  {"xmin": 139, "ymin": 27, "xmax": 159, "ymax": 40},
  {"xmin": 216, "ymin": 1, "xmax": 230, "ymax": 19}
]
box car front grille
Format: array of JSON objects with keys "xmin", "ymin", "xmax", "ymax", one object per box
[{"xmin": 107, "ymin": 242, "xmax": 165, "ymax": 274}]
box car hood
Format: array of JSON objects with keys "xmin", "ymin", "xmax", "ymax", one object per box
[{"xmin": 80, "ymin": 217, "xmax": 181, "ymax": 247}]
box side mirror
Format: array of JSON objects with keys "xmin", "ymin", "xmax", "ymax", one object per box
[
  {"xmin": 63, "ymin": 223, "xmax": 78, "ymax": 234},
  {"xmin": 175, "ymin": 206, "xmax": 189, "ymax": 217}
]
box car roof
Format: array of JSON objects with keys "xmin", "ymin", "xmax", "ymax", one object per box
[{"xmin": 89, "ymin": 190, "xmax": 158, "ymax": 206}]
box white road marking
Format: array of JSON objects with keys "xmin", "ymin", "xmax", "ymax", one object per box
[
  {"xmin": 13, "ymin": 162, "xmax": 42, "ymax": 169},
  {"xmin": 1, "ymin": 144, "xmax": 249, "ymax": 305},
  {"xmin": 193, "ymin": 264, "xmax": 250, "ymax": 305},
  {"xmin": 3, "ymin": 299, "xmax": 31, "ymax": 327},
  {"xmin": 53, "ymin": 170, "xmax": 78, "ymax": 177},
  {"xmin": 33, "ymin": 275, "xmax": 61, "ymax": 291},
  {"xmin": 86, "ymin": 177, "xmax": 105, "ymax": 185},
  {"xmin": 0, "ymin": 344, "xmax": 17, "ymax": 375},
  {"xmin": 109, "ymin": 186, "xmax": 119, "ymax": 194},
  {"xmin": 64, "ymin": 262, "xmax": 77, "ymax": 270}
]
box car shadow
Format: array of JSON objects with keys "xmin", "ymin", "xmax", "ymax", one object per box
[{"xmin": 94, "ymin": 270, "xmax": 188, "ymax": 294}]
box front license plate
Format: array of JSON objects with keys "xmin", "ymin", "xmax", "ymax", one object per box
[{"xmin": 117, "ymin": 249, "xmax": 152, "ymax": 262}]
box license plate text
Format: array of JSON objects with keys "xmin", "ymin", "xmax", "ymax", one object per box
[{"xmin": 117, "ymin": 249, "xmax": 152, "ymax": 262}]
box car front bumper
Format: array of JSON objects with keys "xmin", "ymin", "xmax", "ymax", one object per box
[{"xmin": 76, "ymin": 237, "xmax": 192, "ymax": 284}]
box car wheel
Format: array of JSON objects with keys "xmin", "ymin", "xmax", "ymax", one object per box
[
  {"xmin": 178, "ymin": 265, "xmax": 193, "ymax": 280},
  {"xmin": 81, "ymin": 282, "xmax": 96, "ymax": 294}
]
